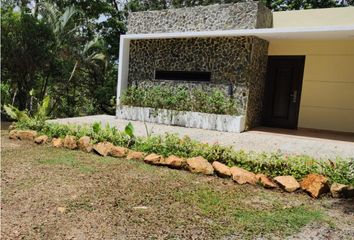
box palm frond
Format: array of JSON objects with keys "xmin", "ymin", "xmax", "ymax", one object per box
[
  {"xmin": 4, "ymin": 105, "xmax": 30, "ymax": 121},
  {"xmin": 35, "ymin": 95, "xmax": 51, "ymax": 120}
]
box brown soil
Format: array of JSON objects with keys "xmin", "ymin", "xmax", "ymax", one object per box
[{"xmin": 1, "ymin": 131, "xmax": 353, "ymax": 239}]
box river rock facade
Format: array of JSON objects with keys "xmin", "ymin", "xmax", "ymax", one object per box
[
  {"xmin": 125, "ymin": 2, "xmax": 272, "ymax": 129},
  {"xmin": 128, "ymin": 2, "xmax": 272, "ymax": 34}
]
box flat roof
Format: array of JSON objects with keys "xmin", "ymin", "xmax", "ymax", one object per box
[
  {"xmin": 122, "ymin": 25, "xmax": 354, "ymax": 41},
  {"xmin": 273, "ymin": 6, "xmax": 354, "ymax": 28}
]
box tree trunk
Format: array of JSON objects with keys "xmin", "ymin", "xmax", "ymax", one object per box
[{"xmin": 17, "ymin": 87, "xmax": 28, "ymax": 110}]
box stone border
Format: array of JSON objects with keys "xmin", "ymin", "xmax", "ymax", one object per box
[
  {"xmin": 8, "ymin": 129, "xmax": 354, "ymax": 199},
  {"xmin": 116, "ymin": 106, "xmax": 246, "ymax": 133}
]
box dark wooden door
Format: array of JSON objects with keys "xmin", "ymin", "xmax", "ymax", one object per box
[{"xmin": 263, "ymin": 56, "xmax": 305, "ymax": 129}]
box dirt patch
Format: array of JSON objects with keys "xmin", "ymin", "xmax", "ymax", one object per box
[{"xmin": 1, "ymin": 130, "xmax": 354, "ymax": 239}]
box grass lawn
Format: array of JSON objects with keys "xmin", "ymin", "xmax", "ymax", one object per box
[{"xmin": 1, "ymin": 130, "xmax": 354, "ymax": 239}]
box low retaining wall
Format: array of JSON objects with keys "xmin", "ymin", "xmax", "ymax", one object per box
[{"xmin": 116, "ymin": 106, "xmax": 246, "ymax": 133}]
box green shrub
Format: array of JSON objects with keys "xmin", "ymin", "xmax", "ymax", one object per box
[
  {"xmin": 120, "ymin": 85, "xmax": 238, "ymax": 115},
  {"xmin": 12, "ymin": 120, "xmax": 354, "ymax": 186}
]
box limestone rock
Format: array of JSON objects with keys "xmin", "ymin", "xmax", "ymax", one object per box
[
  {"xmin": 144, "ymin": 153, "xmax": 164, "ymax": 165},
  {"xmin": 16, "ymin": 130, "xmax": 37, "ymax": 140},
  {"xmin": 110, "ymin": 146, "xmax": 128, "ymax": 158},
  {"xmin": 331, "ymin": 183, "xmax": 354, "ymax": 198},
  {"xmin": 186, "ymin": 156, "xmax": 214, "ymax": 175},
  {"xmin": 57, "ymin": 207, "xmax": 66, "ymax": 213},
  {"xmin": 64, "ymin": 135, "xmax": 77, "ymax": 150},
  {"xmin": 212, "ymin": 161, "xmax": 231, "ymax": 178},
  {"xmin": 52, "ymin": 138, "xmax": 63, "ymax": 148},
  {"xmin": 93, "ymin": 142, "xmax": 113, "ymax": 156},
  {"xmin": 9, "ymin": 130, "xmax": 18, "ymax": 139},
  {"xmin": 230, "ymin": 167, "xmax": 257, "ymax": 185},
  {"xmin": 300, "ymin": 174, "xmax": 329, "ymax": 198},
  {"xmin": 256, "ymin": 174, "xmax": 277, "ymax": 188},
  {"xmin": 8, "ymin": 123, "xmax": 16, "ymax": 131},
  {"xmin": 127, "ymin": 151, "xmax": 145, "ymax": 160},
  {"xmin": 274, "ymin": 176, "xmax": 300, "ymax": 192},
  {"xmin": 78, "ymin": 136, "xmax": 93, "ymax": 153},
  {"xmin": 34, "ymin": 135, "xmax": 49, "ymax": 144},
  {"xmin": 164, "ymin": 155, "xmax": 186, "ymax": 168}
]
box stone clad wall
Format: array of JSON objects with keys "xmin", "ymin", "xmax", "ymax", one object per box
[
  {"xmin": 128, "ymin": 37, "xmax": 252, "ymax": 114},
  {"xmin": 128, "ymin": 36, "xmax": 269, "ymax": 126},
  {"xmin": 127, "ymin": 2, "xmax": 272, "ymax": 34},
  {"xmin": 246, "ymin": 37, "xmax": 269, "ymax": 128},
  {"xmin": 128, "ymin": 37, "xmax": 252, "ymax": 84}
]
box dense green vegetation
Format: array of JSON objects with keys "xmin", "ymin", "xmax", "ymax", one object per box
[
  {"xmin": 12, "ymin": 118, "xmax": 354, "ymax": 186},
  {"xmin": 121, "ymin": 86, "xmax": 238, "ymax": 115},
  {"xmin": 1, "ymin": 0, "xmax": 353, "ymax": 118}
]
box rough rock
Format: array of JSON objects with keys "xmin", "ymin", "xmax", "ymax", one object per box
[
  {"xmin": 8, "ymin": 123, "xmax": 16, "ymax": 131},
  {"xmin": 331, "ymin": 183, "xmax": 354, "ymax": 198},
  {"xmin": 230, "ymin": 167, "xmax": 257, "ymax": 185},
  {"xmin": 164, "ymin": 155, "xmax": 186, "ymax": 168},
  {"xmin": 64, "ymin": 135, "xmax": 77, "ymax": 150},
  {"xmin": 78, "ymin": 136, "xmax": 93, "ymax": 153},
  {"xmin": 93, "ymin": 142, "xmax": 113, "ymax": 156},
  {"xmin": 212, "ymin": 161, "xmax": 231, "ymax": 178},
  {"xmin": 186, "ymin": 156, "xmax": 214, "ymax": 175},
  {"xmin": 34, "ymin": 135, "xmax": 49, "ymax": 144},
  {"xmin": 126, "ymin": 151, "xmax": 145, "ymax": 160},
  {"xmin": 9, "ymin": 130, "xmax": 18, "ymax": 139},
  {"xmin": 256, "ymin": 174, "xmax": 277, "ymax": 188},
  {"xmin": 274, "ymin": 176, "xmax": 300, "ymax": 192},
  {"xmin": 300, "ymin": 174, "xmax": 329, "ymax": 198},
  {"xmin": 144, "ymin": 153, "xmax": 165, "ymax": 165},
  {"xmin": 52, "ymin": 138, "xmax": 63, "ymax": 148},
  {"xmin": 16, "ymin": 130, "xmax": 38, "ymax": 140},
  {"xmin": 57, "ymin": 207, "xmax": 66, "ymax": 213},
  {"xmin": 110, "ymin": 146, "xmax": 128, "ymax": 158}
]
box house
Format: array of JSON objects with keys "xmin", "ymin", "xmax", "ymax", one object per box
[{"xmin": 116, "ymin": 2, "xmax": 354, "ymax": 133}]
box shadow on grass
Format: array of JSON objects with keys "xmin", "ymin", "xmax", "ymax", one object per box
[
  {"xmin": 175, "ymin": 186, "xmax": 326, "ymax": 239},
  {"xmin": 37, "ymin": 151, "xmax": 96, "ymax": 174}
]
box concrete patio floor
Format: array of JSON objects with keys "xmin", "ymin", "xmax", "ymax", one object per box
[{"xmin": 49, "ymin": 115, "xmax": 354, "ymax": 160}]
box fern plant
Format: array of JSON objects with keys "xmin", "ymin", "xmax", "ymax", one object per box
[
  {"xmin": 4, "ymin": 95, "xmax": 51, "ymax": 123},
  {"xmin": 3, "ymin": 105, "xmax": 30, "ymax": 122}
]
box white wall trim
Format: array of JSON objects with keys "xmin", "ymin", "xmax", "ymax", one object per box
[{"xmin": 116, "ymin": 37, "xmax": 130, "ymax": 114}]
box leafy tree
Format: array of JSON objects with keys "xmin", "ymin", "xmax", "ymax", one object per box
[
  {"xmin": 261, "ymin": 0, "xmax": 351, "ymax": 10},
  {"xmin": 1, "ymin": 9, "xmax": 54, "ymax": 110}
]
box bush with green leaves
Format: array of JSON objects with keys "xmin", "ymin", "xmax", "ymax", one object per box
[
  {"xmin": 12, "ymin": 119, "xmax": 354, "ymax": 186},
  {"xmin": 120, "ymin": 86, "xmax": 238, "ymax": 115}
]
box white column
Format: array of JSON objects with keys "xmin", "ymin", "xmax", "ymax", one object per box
[{"xmin": 116, "ymin": 36, "xmax": 130, "ymax": 117}]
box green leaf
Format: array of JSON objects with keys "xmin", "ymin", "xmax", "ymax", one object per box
[
  {"xmin": 3, "ymin": 104, "xmax": 30, "ymax": 121},
  {"xmin": 92, "ymin": 122, "xmax": 102, "ymax": 134},
  {"xmin": 124, "ymin": 122, "xmax": 135, "ymax": 138},
  {"xmin": 35, "ymin": 95, "xmax": 51, "ymax": 121}
]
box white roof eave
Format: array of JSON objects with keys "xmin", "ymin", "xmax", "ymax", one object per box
[{"xmin": 122, "ymin": 25, "xmax": 354, "ymax": 41}]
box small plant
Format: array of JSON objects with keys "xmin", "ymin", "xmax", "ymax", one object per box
[
  {"xmin": 4, "ymin": 95, "xmax": 51, "ymax": 123},
  {"xmin": 4, "ymin": 104, "xmax": 31, "ymax": 122}
]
